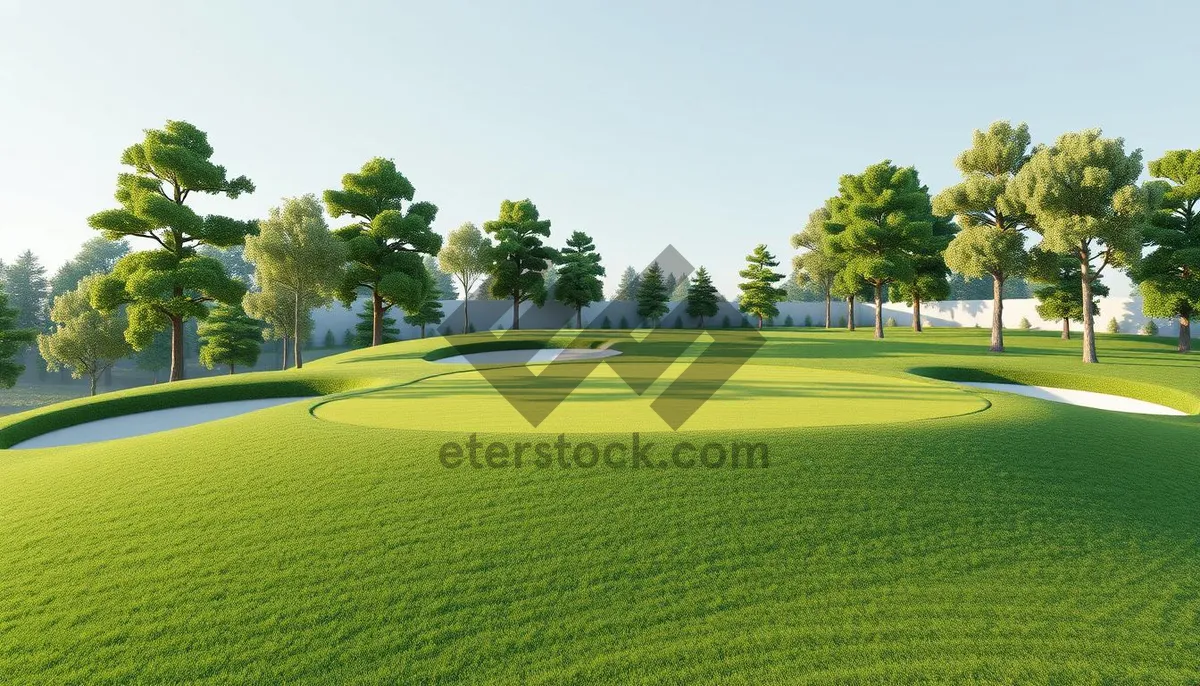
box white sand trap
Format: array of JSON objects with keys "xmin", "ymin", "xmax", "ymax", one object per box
[
  {"xmin": 431, "ymin": 348, "xmax": 622, "ymax": 365},
  {"xmin": 953, "ymin": 382, "xmax": 1185, "ymax": 416},
  {"xmin": 10, "ymin": 397, "xmax": 314, "ymax": 449}
]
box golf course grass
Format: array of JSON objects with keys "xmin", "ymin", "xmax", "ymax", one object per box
[{"xmin": 1, "ymin": 328, "xmax": 1199, "ymax": 683}]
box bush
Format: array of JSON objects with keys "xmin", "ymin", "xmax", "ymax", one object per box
[
  {"xmin": 468, "ymin": 324, "xmax": 476, "ymax": 333},
  {"xmin": 342, "ymin": 329, "xmax": 353, "ymax": 347},
  {"xmin": 673, "ymin": 318, "xmax": 683, "ymax": 329},
  {"xmin": 803, "ymin": 314, "xmax": 812, "ymax": 327},
  {"xmin": 1106, "ymin": 318, "xmax": 1120, "ymax": 334},
  {"xmin": 601, "ymin": 316, "xmax": 612, "ymax": 330},
  {"xmin": 837, "ymin": 317, "xmax": 847, "ymax": 328},
  {"xmin": 619, "ymin": 316, "xmax": 629, "ymax": 329},
  {"xmin": 783, "ymin": 314, "xmax": 794, "ymax": 327},
  {"xmin": 885, "ymin": 317, "xmax": 897, "ymax": 328},
  {"xmin": 1142, "ymin": 320, "xmax": 1159, "ymax": 336},
  {"xmin": 721, "ymin": 315, "xmax": 731, "ymax": 328},
  {"xmin": 322, "ymin": 329, "xmax": 336, "ymax": 348},
  {"xmin": 741, "ymin": 317, "xmax": 752, "ymax": 328},
  {"xmin": 1018, "ymin": 317, "xmax": 1032, "ymax": 330}
]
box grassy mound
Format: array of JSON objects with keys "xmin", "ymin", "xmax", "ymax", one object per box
[{"xmin": 1, "ymin": 329, "xmax": 1198, "ymax": 683}]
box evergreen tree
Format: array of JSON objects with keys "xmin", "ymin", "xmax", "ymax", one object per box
[
  {"xmin": 135, "ymin": 329, "xmax": 172, "ymax": 383},
  {"xmin": 423, "ymin": 255, "xmax": 458, "ymax": 299},
  {"xmin": 670, "ymin": 277, "xmax": 690, "ymax": 302},
  {"xmin": 1029, "ymin": 250, "xmax": 1109, "ymax": 340},
  {"xmin": 4, "ymin": 250, "xmax": 49, "ymax": 333},
  {"xmin": 685, "ymin": 266, "xmax": 720, "ymax": 326},
  {"xmin": 613, "ymin": 266, "xmax": 641, "ymax": 301},
  {"xmin": 198, "ymin": 304, "xmax": 263, "ymax": 374},
  {"xmin": 737, "ymin": 244, "xmax": 787, "ymax": 329},
  {"xmin": 50, "ymin": 238, "xmax": 130, "ymax": 297},
  {"xmin": 322, "ymin": 329, "xmax": 336, "ymax": 348},
  {"xmin": 484, "ymin": 199, "xmax": 556, "ymax": 329},
  {"xmin": 554, "ymin": 231, "xmax": 606, "ymax": 328},
  {"xmin": 0, "ymin": 288, "xmax": 36, "ymax": 387},
  {"xmin": 893, "ymin": 214, "xmax": 958, "ymax": 332},
  {"xmin": 636, "ymin": 262, "xmax": 669, "ymax": 325},
  {"xmin": 403, "ymin": 270, "xmax": 445, "ymax": 338},
  {"xmin": 355, "ymin": 301, "xmax": 399, "ymax": 347}
]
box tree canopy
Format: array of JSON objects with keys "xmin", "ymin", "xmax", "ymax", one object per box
[
  {"xmin": 198, "ymin": 304, "xmax": 263, "ymax": 374},
  {"xmin": 0, "ymin": 288, "xmax": 36, "ymax": 387},
  {"xmin": 792, "ymin": 205, "xmax": 841, "ymax": 328},
  {"xmin": 38, "ymin": 274, "xmax": 132, "ymax": 394},
  {"xmin": 613, "ymin": 266, "xmax": 641, "ymax": 301},
  {"xmin": 737, "ymin": 244, "xmax": 787, "ymax": 328},
  {"xmin": 685, "ymin": 266, "xmax": 720, "ymax": 326},
  {"xmin": 554, "ymin": 231, "xmax": 606, "ymax": 328},
  {"xmin": 1028, "ymin": 249, "xmax": 1109, "ymax": 340},
  {"xmin": 636, "ymin": 262, "xmax": 669, "ymax": 326},
  {"xmin": 438, "ymin": 222, "xmax": 493, "ymax": 333},
  {"xmin": 50, "ymin": 238, "xmax": 130, "ymax": 297}
]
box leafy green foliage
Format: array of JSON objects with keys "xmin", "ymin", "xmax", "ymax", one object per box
[
  {"xmin": 685, "ymin": 266, "xmax": 720, "ymax": 326},
  {"xmin": 484, "ymin": 199, "xmax": 556, "ymax": 329},
  {"xmin": 198, "ymin": 304, "xmax": 263, "ymax": 373},
  {"xmin": 946, "ymin": 273, "xmax": 1030, "ymax": 300},
  {"xmin": 355, "ymin": 302, "xmax": 398, "ymax": 348},
  {"xmin": 1142, "ymin": 320, "xmax": 1159, "ymax": 335},
  {"xmin": 892, "ymin": 214, "xmax": 958, "ymax": 320},
  {"xmin": 438, "ymin": 223, "xmax": 493, "ymax": 332},
  {"xmin": 0, "ymin": 288, "xmax": 35, "ymax": 387},
  {"xmin": 37, "ymin": 275, "xmax": 131, "ymax": 395},
  {"xmin": 324, "ymin": 158, "xmax": 441, "ymax": 344},
  {"xmin": 635, "ymin": 262, "xmax": 669, "ymax": 325},
  {"xmin": 737, "ymin": 245, "xmax": 786, "ymax": 328},
  {"xmin": 791, "ymin": 205, "xmax": 841, "ymax": 307},
  {"xmin": 1028, "ymin": 249, "xmax": 1109, "ymax": 328},
  {"xmin": 1107, "ymin": 318, "xmax": 1121, "ymax": 334},
  {"xmin": 50, "ymin": 238, "xmax": 130, "ymax": 297},
  {"xmin": 403, "ymin": 271, "xmax": 445, "ymax": 338},
  {"xmin": 197, "ymin": 245, "xmax": 255, "ymax": 286},
  {"xmin": 554, "ymin": 231, "xmax": 605, "ymax": 326}
]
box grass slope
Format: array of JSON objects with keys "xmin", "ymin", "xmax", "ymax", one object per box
[{"xmin": 1, "ymin": 329, "xmax": 1198, "ymax": 683}]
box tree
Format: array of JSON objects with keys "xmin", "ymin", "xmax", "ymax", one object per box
[
  {"xmin": 87, "ymin": 120, "xmax": 256, "ymax": 382},
  {"xmin": 423, "ymin": 255, "xmax": 457, "ymax": 299},
  {"xmin": 1133, "ymin": 149, "xmax": 1200, "ymax": 352},
  {"xmin": 893, "ymin": 214, "xmax": 958, "ymax": 332},
  {"xmin": 792, "ymin": 205, "xmax": 841, "ymax": 328},
  {"xmin": 37, "ymin": 275, "xmax": 132, "ymax": 395},
  {"xmin": 403, "ymin": 271, "xmax": 445, "ymax": 338},
  {"xmin": 934, "ymin": 121, "xmax": 1035, "ymax": 352},
  {"xmin": 670, "ymin": 277, "xmax": 690, "ymax": 302},
  {"xmin": 737, "ymin": 244, "xmax": 787, "ymax": 329},
  {"xmin": 4, "ymin": 250, "xmax": 49, "ymax": 333},
  {"xmin": 636, "ymin": 262, "xmax": 669, "ymax": 325},
  {"xmin": 0, "ymin": 288, "xmax": 36, "ymax": 388},
  {"xmin": 554, "ymin": 231, "xmax": 606, "ymax": 328},
  {"xmin": 613, "ymin": 266, "xmax": 641, "ymax": 301},
  {"xmin": 438, "ymin": 222, "xmax": 493, "ymax": 333},
  {"xmin": 483, "ymin": 199, "xmax": 556, "ymax": 329},
  {"xmin": 685, "ymin": 266, "xmax": 720, "ymax": 326},
  {"xmin": 243, "ymin": 286, "xmax": 315, "ymax": 371},
  {"xmin": 827, "ymin": 161, "xmax": 934, "ymax": 339},
  {"xmin": 244, "ymin": 195, "xmax": 347, "ymax": 370},
  {"xmin": 198, "ymin": 303, "xmax": 263, "ymax": 374},
  {"xmin": 1012, "ymin": 129, "xmax": 1151, "ymax": 363},
  {"xmin": 1028, "ymin": 250, "xmax": 1109, "ymax": 340},
  {"xmin": 135, "ymin": 330, "xmax": 171, "ymax": 383},
  {"xmin": 50, "ymin": 238, "xmax": 131, "ymax": 297},
  {"xmin": 197, "ymin": 245, "xmax": 255, "ymax": 286},
  {"xmin": 355, "ymin": 301, "xmax": 398, "ymax": 347},
  {"xmin": 324, "ymin": 157, "xmax": 441, "ymax": 346},
  {"xmin": 947, "ymin": 273, "xmax": 1030, "ymax": 300},
  {"xmin": 323, "ymin": 329, "xmax": 336, "ymax": 348}
]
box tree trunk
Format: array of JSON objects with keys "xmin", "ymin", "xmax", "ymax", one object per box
[
  {"xmin": 421, "ymin": 323, "xmax": 427, "ymax": 339},
  {"xmin": 294, "ymin": 292, "xmax": 305, "ymax": 369},
  {"xmin": 512, "ymin": 294, "xmax": 521, "ymax": 330},
  {"xmin": 757, "ymin": 314, "xmax": 763, "ymax": 329},
  {"xmin": 1179, "ymin": 312, "xmax": 1191, "ymax": 353},
  {"xmin": 1080, "ymin": 253, "xmax": 1098, "ymax": 363},
  {"xmin": 577, "ymin": 307, "xmax": 583, "ymax": 329},
  {"xmin": 169, "ymin": 313, "xmax": 185, "ymax": 381},
  {"xmin": 873, "ymin": 283, "xmax": 884, "ymax": 339},
  {"xmin": 990, "ymin": 274, "xmax": 1005, "ymax": 353},
  {"xmin": 372, "ymin": 291, "xmax": 384, "ymax": 346},
  {"xmin": 462, "ymin": 295, "xmax": 470, "ymax": 334},
  {"xmin": 912, "ymin": 296, "xmax": 922, "ymax": 332},
  {"xmin": 282, "ymin": 334, "xmax": 290, "ymax": 370},
  {"xmin": 89, "ymin": 374, "xmax": 97, "ymax": 396},
  {"xmin": 824, "ymin": 292, "xmax": 832, "ymax": 329},
  {"xmin": 229, "ymin": 364, "xmax": 235, "ymax": 375},
  {"xmin": 1062, "ymin": 319, "xmax": 1071, "ymax": 340},
  {"xmin": 847, "ymin": 296, "xmax": 856, "ymax": 331}
]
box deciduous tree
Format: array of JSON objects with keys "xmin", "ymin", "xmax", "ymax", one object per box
[
  {"xmin": 38, "ymin": 275, "xmax": 131, "ymax": 395},
  {"xmin": 934, "ymin": 121, "xmax": 1034, "ymax": 352},
  {"xmin": 324, "ymin": 157, "xmax": 441, "ymax": 345},
  {"xmin": 791, "ymin": 205, "xmax": 841, "ymax": 328},
  {"xmin": 1012, "ymin": 129, "xmax": 1151, "ymax": 363},
  {"xmin": 243, "ymin": 285, "xmax": 313, "ymax": 370},
  {"xmin": 438, "ymin": 223, "xmax": 493, "ymax": 333},
  {"xmin": 554, "ymin": 231, "xmax": 606, "ymax": 328},
  {"xmin": 87, "ymin": 120, "xmax": 256, "ymax": 381},
  {"xmin": 893, "ymin": 214, "xmax": 957, "ymax": 331},
  {"xmin": 483, "ymin": 199, "xmax": 556, "ymax": 330},
  {"xmin": 50, "ymin": 238, "xmax": 130, "ymax": 297}
]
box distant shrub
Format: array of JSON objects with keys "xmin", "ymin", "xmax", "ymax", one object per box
[
  {"xmin": 342, "ymin": 328, "xmax": 353, "ymax": 347},
  {"xmin": 1142, "ymin": 320, "xmax": 1159, "ymax": 336},
  {"xmin": 741, "ymin": 317, "xmax": 752, "ymax": 328},
  {"xmin": 1106, "ymin": 318, "xmax": 1120, "ymax": 334},
  {"xmin": 721, "ymin": 315, "xmax": 731, "ymax": 328},
  {"xmin": 468, "ymin": 324, "xmax": 476, "ymax": 333},
  {"xmin": 802, "ymin": 314, "xmax": 812, "ymax": 327},
  {"xmin": 619, "ymin": 316, "xmax": 629, "ymax": 329},
  {"xmin": 837, "ymin": 317, "xmax": 847, "ymax": 328},
  {"xmin": 673, "ymin": 318, "xmax": 683, "ymax": 329},
  {"xmin": 601, "ymin": 316, "xmax": 612, "ymax": 330},
  {"xmin": 1018, "ymin": 317, "xmax": 1032, "ymax": 330},
  {"xmin": 885, "ymin": 317, "xmax": 897, "ymax": 328},
  {"xmin": 784, "ymin": 314, "xmax": 794, "ymax": 327},
  {"xmin": 323, "ymin": 329, "xmax": 336, "ymax": 348}
]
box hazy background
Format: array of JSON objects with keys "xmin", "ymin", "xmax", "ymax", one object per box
[{"xmin": 2, "ymin": 0, "xmax": 1197, "ymax": 297}]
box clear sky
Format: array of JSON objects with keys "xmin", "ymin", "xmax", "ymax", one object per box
[{"xmin": 2, "ymin": 0, "xmax": 1196, "ymax": 298}]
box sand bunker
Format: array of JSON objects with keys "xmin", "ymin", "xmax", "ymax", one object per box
[
  {"xmin": 953, "ymin": 382, "xmax": 1185, "ymax": 416},
  {"xmin": 430, "ymin": 348, "xmax": 622, "ymax": 365},
  {"xmin": 11, "ymin": 397, "xmax": 314, "ymax": 449}
]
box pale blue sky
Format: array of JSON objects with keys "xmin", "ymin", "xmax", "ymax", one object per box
[{"xmin": 1, "ymin": 0, "xmax": 1196, "ymax": 297}]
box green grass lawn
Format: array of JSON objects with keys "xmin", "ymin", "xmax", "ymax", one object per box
[{"xmin": 1, "ymin": 329, "xmax": 1198, "ymax": 683}]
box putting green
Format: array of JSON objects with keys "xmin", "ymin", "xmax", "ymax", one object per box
[{"xmin": 313, "ymin": 361, "xmax": 987, "ymax": 432}]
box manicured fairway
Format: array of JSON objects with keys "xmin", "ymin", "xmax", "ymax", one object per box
[{"xmin": 1, "ymin": 329, "xmax": 1198, "ymax": 683}]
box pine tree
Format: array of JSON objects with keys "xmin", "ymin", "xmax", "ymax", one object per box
[
  {"xmin": 636, "ymin": 262, "xmax": 669, "ymax": 325},
  {"xmin": 737, "ymin": 245, "xmax": 787, "ymax": 328},
  {"xmin": 685, "ymin": 266, "xmax": 720, "ymax": 327},
  {"xmin": 198, "ymin": 304, "xmax": 263, "ymax": 374},
  {"xmin": 355, "ymin": 301, "xmax": 398, "ymax": 347},
  {"xmin": 554, "ymin": 231, "xmax": 606, "ymax": 328},
  {"xmin": 403, "ymin": 270, "xmax": 445, "ymax": 338},
  {"xmin": 0, "ymin": 288, "xmax": 36, "ymax": 387},
  {"xmin": 613, "ymin": 266, "xmax": 641, "ymax": 301}
]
